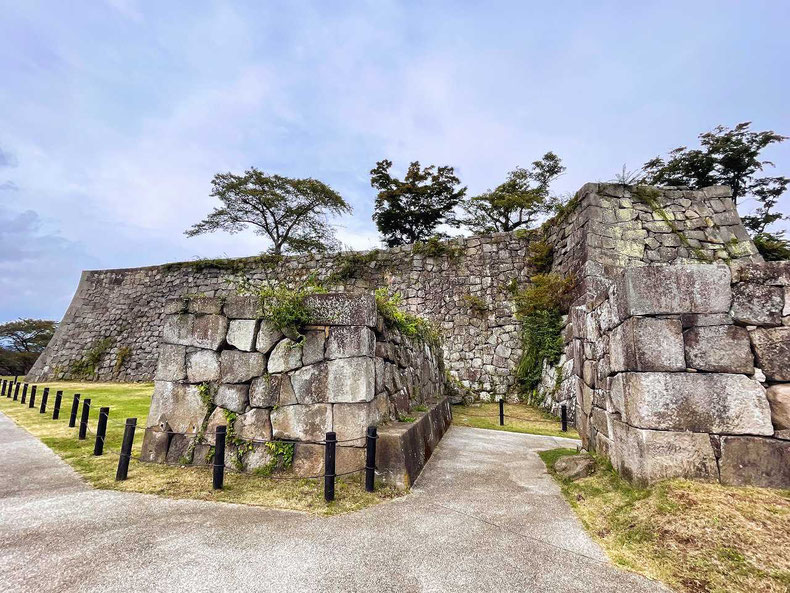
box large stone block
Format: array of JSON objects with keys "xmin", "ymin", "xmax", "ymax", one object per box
[
  {"xmin": 302, "ymin": 330, "xmax": 326, "ymax": 366},
  {"xmin": 162, "ymin": 314, "xmax": 194, "ymax": 346},
  {"xmin": 766, "ymin": 384, "xmax": 790, "ymax": 430},
  {"xmin": 268, "ymin": 338, "xmax": 302, "ymax": 373},
  {"xmin": 327, "ymin": 357, "xmax": 375, "ymax": 403},
  {"xmin": 155, "ymin": 344, "xmax": 186, "ymax": 381},
  {"xmin": 226, "ymin": 319, "xmax": 259, "ymax": 351},
  {"xmin": 332, "ymin": 402, "xmax": 377, "ymax": 444},
  {"xmin": 613, "ymin": 264, "xmax": 731, "ymax": 317},
  {"xmin": 242, "ymin": 443, "xmax": 274, "ymax": 472},
  {"xmin": 214, "ymin": 383, "xmax": 249, "ymax": 413},
  {"xmin": 234, "ymin": 408, "xmax": 272, "ymax": 441},
  {"xmin": 256, "ymin": 322, "xmax": 283, "ymax": 355},
  {"xmin": 732, "ymin": 261, "xmax": 790, "ymax": 285},
  {"xmin": 271, "ymin": 404, "xmax": 332, "ymax": 441},
  {"xmin": 609, "ymin": 317, "xmax": 685, "ymax": 372},
  {"xmin": 290, "ymin": 362, "xmax": 328, "ymax": 404},
  {"xmin": 165, "ymin": 433, "xmax": 194, "ymax": 465},
  {"xmin": 146, "ymin": 381, "xmax": 206, "ymax": 434},
  {"xmin": 223, "ymin": 296, "xmax": 259, "ymax": 319},
  {"xmin": 140, "ymin": 424, "xmax": 170, "ymax": 463},
  {"xmin": 187, "ymin": 297, "xmax": 223, "ymax": 315},
  {"xmin": 186, "ymin": 349, "xmax": 220, "ymax": 383},
  {"xmin": 683, "ymin": 325, "xmax": 754, "ymax": 373},
  {"xmin": 304, "ymin": 293, "xmax": 377, "ymax": 327},
  {"xmin": 750, "ymin": 327, "xmax": 790, "ymax": 381},
  {"xmin": 731, "ymin": 283, "xmax": 784, "ymax": 326},
  {"xmin": 203, "ymin": 407, "xmax": 227, "ymax": 445},
  {"xmin": 220, "ymin": 350, "xmax": 265, "ymax": 383},
  {"xmin": 609, "ymin": 372, "xmax": 772, "ymax": 435},
  {"xmin": 611, "ymin": 420, "xmax": 718, "ymax": 486},
  {"xmin": 326, "ymin": 326, "xmax": 375, "ymax": 359},
  {"xmin": 250, "ymin": 374, "xmax": 282, "ymax": 408},
  {"xmin": 719, "ymin": 436, "xmax": 790, "ymax": 488},
  {"xmin": 191, "ymin": 315, "xmax": 229, "ymax": 350}
]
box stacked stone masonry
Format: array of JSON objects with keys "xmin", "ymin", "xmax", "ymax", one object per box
[{"xmin": 140, "ymin": 293, "xmax": 445, "ymax": 478}]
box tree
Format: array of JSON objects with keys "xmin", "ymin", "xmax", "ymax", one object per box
[
  {"xmin": 642, "ymin": 123, "xmax": 789, "ymax": 260},
  {"xmin": 186, "ymin": 168, "xmax": 352, "ymax": 255},
  {"xmin": 461, "ymin": 152, "xmax": 565, "ymax": 234},
  {"xmin": 0, "ymin": 319, "xmax": 56, "ymax": 375},
  {"xmin": 371, "ymin": 160, "xmax": 466, "ymax": 247}
]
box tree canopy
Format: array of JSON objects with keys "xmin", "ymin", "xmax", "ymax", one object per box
[
  {"xmin": 0, "ymin": 318, "xmax": 56, "ymax": 375},
  {"xmin": 186, "ymin": 168, "xmax": 352, "ymax": 255},
  {"xmin": 371, "ymin": 160, "xmax": 466, "ymax": 247},
  {"xmin": 461, "ymin": 152, "xmax": 565, "ymax": 234},
  {"xmin": 642, "ymin": 122, "xmax": 789, "ymax": 259}
]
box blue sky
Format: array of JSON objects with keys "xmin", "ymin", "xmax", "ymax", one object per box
[{"xmin": 1, "ymin": 0, "xmax": 789, "ymax": 323}]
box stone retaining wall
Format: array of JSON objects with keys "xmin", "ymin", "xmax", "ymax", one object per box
[{"xmin": 140, "ymin": 293, "xmax": 445, "ymax": 478}]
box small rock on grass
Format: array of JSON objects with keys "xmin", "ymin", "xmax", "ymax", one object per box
[{"xmin": 554, "ymin": 453, "xmax": 596, "ymax": 480}]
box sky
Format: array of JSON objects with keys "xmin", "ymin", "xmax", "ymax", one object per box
[{"xmin": 1, "ymin": 0, "xmax": 789, "ymax": 323}]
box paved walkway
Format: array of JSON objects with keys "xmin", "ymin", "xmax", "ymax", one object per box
[{"xmin": 0, "ymin": 413, "xmax": 667, "ymax": 592}]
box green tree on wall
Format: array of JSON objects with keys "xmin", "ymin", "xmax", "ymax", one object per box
[
  {"xmin": 460, "ymin": 152, "xmax": 566, "ymax": 234},
  {"xmin": 186, "ymin": 168, "xmax": 352, "ymax": 255},
  {"xmin": 641, "ymin": 123, "xmax": 789, "ymax": 260},
  {"xmin": 0, "ymin": 318, "xmax": 56, "ymax": 375},
  {"xmin": 370, "ymin": 160, "xmax": 466, "ymax": 247}
]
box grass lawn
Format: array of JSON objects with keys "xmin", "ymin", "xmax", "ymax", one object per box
[
  {"xmin": 539, "ymin": 448, "xmax": 790, "ymax": 593},
  {"xmin": 452, "ymin": 401, "xmax": 579, "ymax": 439},
  {"xmin": 0, "ymin": 377, "xmax": 402, "ymax": 515}
]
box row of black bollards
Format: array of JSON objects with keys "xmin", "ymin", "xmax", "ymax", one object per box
[{"xmin": 496, "ymin": 398, "xmax": 568, "ymax": 432}]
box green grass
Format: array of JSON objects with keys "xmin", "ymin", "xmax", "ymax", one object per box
[
  {"xmin": 539, "ymin": 448, "xmax": 790, "ymax": 593},
  {"xmin": 453, "ymin": 402, "xmax": 579, "ymax": 439},
  {"xmin": 0, "ymin": 378, "xmax": 402, "ymax": 515}
]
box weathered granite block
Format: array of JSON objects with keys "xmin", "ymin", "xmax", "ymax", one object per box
[
  {"xmin": 750, "ymin": 327, "xmax": 790, "ymax": 381},
  {"xmin": 146, "ymin": 382, "xmax": 206, "ymax": 434},
  {"xmin": 609, "ymin": 372, "xmax": 772, "ymax": 435},
  {"xmin": 326, "ymin": 326, "xmax": 375, "ymax": 359},
  {"xmin": 327, "ymin": 357, "xmax": 375, "ymax": 402},
  {"xmin": 191, "ymin": 315, "xmax": 229, "ymax": 350},
  {"xmin": 683, "ymin": 325, "xmax": 754, "ymax": 373},
  {"xmin": 226, "ymin": 319, "xmax": 259, "ymax": 351},
  {"xmin": 215, "ymin": 383, "xmax": 249, "ymax": 413},
  {"xmin": 242, "ymin": 443, "xmax": 274, "ymax": 471},
  {"xmin": 268, "ymin": 338, "xmax": 302, "ymax": 373},
  {"xmin": 719, "ymin": 436, "xmax": 790, "ymax": 488},
  {"xmin": 223, "ymin": 296, "xmax": 259, "ymax": 319},
  {"xmin": 249, "ymin": 374, "xmax": 286, "ymax": 408},
  {"xmin": 731, "ymin": 283, "xmax": 784, "ymax": 326},
  {"xmin": 732, "ymin": 261, "xmax": 790, "ymax": 285},
  {"xmin": 187, "ymin": 297, "xmax": 223, "ymax": 315},
  {"xmin": 611, "ymin": 420, "xmax": 718, "ymax": 486},
  {"xmin": 766, "ymin": 384, "xmax": 790, "ymax": 430},
  {"xmin": 140, "ymin": 426, "xmax": 170, "ymax": 463},
  {"xmin": 271, "ymin": 404, "xmax": 332, "ymax": 441},
  {"xmin": 304, "ymin": 293, "xmax": 377, "ymax": 327},
  {"xmin": 203, "ymin": 407, "xmax": 227, "ymax": 445},
  {"xmin": 234, "ymin": 408, "xmax": 272, "ymax": 441},
  {"xmin": 165, "ymin": 433, "xmax": 194, "ymax": 465},
  {"xmin": 155, "ymin": 344, "xmax": 186, "ymax": 381},
  {"xmin": 256, "ymin": 322, "xmax": 283, "ymax": 355},
  {"xmin": 609, "ymin": 317, "xmax": 685, "ymax": 372},
  {"xmin": 186, "ymin": 349, "xmax": 220, "ymax": 383},
  {"xmin": 290, "ymin": 363, "xmax": 328, "ymax": 404},
  {"xmin": 302, "ymin": 330, "xmax": 326, "ymax": 365},
  {"xmin": 220, "ymin": 350, "xmax": 265, "ymax": 383},
  {"xmin": 613, "ymin": 264, "xmax": 731, "ymax": 317},
  {"xmin": 333, "ymin": 402, "xmax": 378, "ymax": 443},
  {"xmin": 162, "ymin": 314, "xmax": 193, "ymax": 346}
]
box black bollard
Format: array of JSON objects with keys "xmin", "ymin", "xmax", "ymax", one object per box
[
  {"xmin": 39, "ymin": 387, "xmax": 49, "ymax": 413},
  {"xmin": 13, "ymin": 382, "xmax": 20, "ymax": 401},
  {"xmin": 28, "ymin": 385, "xmax": 37, "ymax": 409},
  {"xmin": 213, "ymin": 426, "xmax": 226, "ymax": 490},
  {"xmin": 94, "ymin": 407, "xmax": 109, "ymax": 455},
  {"xmin": 324, "ymin": 431, "xmax": 336, "ymax": 503},
  {"xmin": 499, "ymin": 399, "xmax": 504, "ymax": 426},
  {"xmin": 115, "ymin": 418, "xmax": 137, "ymax": 481},
  {"xmin": 20, "ymin": 383, "xmax": 28, "ymax": 404},
  {"xmin": 365, "ymin": 426, "xmax": 377, "ymax": 493},
  {"xmin": 68, "ymin": 394, "xmax": 81, "ymax": 428},
  {"xmin": 52, "ymin": 391, "xmax": 63, "ymax": 419},
  {"xmin": 1, "ymin": 379, "xmax": 6, "ymax": 397},
  {"xmin": 78, "ymin": 398, "xmax": 91, "ymax": 440},
  {"xmin": 561, "ymin": 404, "xmax": 568, "ymax": 432}
]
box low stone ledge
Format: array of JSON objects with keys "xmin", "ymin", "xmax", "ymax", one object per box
[
  {"xmin": 719, "ymin": 436, "xmax": 790, "ymax": 488},
  {"xmin": 376, "ymin": 398, "xmax": 452, "ymax": 489}
]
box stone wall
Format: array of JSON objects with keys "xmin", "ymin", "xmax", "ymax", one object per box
[
  {"xmin": 569, "ymin": 262, "xmax": 790, "ymax": 487},
  {"xmin": 141, "ymin": 293, "xmax": 445, "ymax": 477}
]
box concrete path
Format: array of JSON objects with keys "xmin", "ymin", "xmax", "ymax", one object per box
[{"xmin": 0, "ymin": 413, "xmax": 667, "ymax": 593}]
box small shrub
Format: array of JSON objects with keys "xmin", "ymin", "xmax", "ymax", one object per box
[
  {"xmin": 237, "ymin": 275, "xmax": 327, "ymax": 337},
  {"xmin": 327, "ymin": 250, "xmax": 382, "ymax": 283},
  {"xmin": 375, "ymin": 288, "xmax": 441, "ymax": 348},
  {"xmin": 412, "ymin": 236, "xmax": 462, "ymax": 258},
  {"xmin": 753, "ymin": 233, "xmax": 790, "ymax": 261},
  {"xmin": 463, "ymin": 294, "xmax": 489, "ymax": 314},
  {"xmin": 514, "ymin": 273, "xmax": 575, "ymax": 317},
  {"xmin": 114, "ymin": 346, "xmax": 132, "ymax": 373},
  {"xmin": 254, "ymin": 441, "xmax": 295, "ymax": 476},
  {"xmin": 527, "ymin": 240, "xmax": 554, "ymax": 273},
  {"xmin": 69, "ymin": 337, "xmax": 115, "ymax": 378}
]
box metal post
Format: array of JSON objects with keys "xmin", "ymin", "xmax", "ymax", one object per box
[
  {"xmin": 78, "ymin": 398, "xmax": 91, "ymax": 440},
  {"xmin": 561, "ymin": 404, "xmax": 568, "ymax": 432},
  {"xmin": 365, "ymin": 426, "xmax": 377, "ymax": 492},
  {"xmin": 115, "ymin": 418, "xmax": 137, "ymax": 481},
  {"xmin": 1, "ymin": 379, "xmax": 6, "ymax": 396},
  {"xmin": 39, "ymin": 387, "xmax": 49, "ymax": 413},
  {"xmin": 212, "ymin": 426, "xmax": 226, "ymax": 490},
  {"xmin": 499, "ymin": 399, "xmax": 504, "ymax": 426},
  {"xmin": 52, "ymin": 391, "xmax": 63, "ymax": 419},
  {"xmin": 28, "ymin": 386, "xmax": 37, "ymax": 409},
  {"xmin": 13, "ymin": 375, "xmax": 18, "ymax": 383},
  {"xmin": 324, "ymin": 431, "xmax": 336, "ymax": 503},
  {"xmin": 21, "ymin": 383, "xmax": 28, "ymax": 404},
  {"xmin": 13, "ymin": 382, "xmax": 20, "ymax": 401},
  {"xmin": 68, "ymin": 394, "xmax": 81, "ymax": 427},
  {"xmin": 94, "ymin": 407, "xmax": 109, "ymax": 455}
]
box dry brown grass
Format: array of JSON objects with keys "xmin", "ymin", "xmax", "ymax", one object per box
[{"xmin": 540, "ymin": 449, "xmax": 790, "ymax": 593}]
